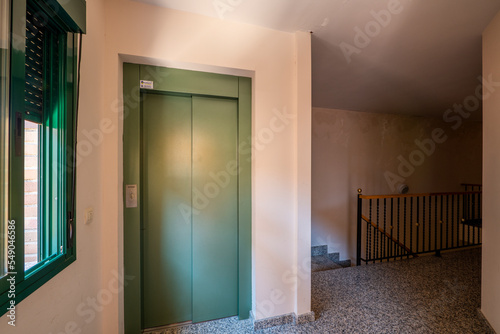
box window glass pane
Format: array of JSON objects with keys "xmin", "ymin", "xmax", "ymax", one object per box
[
  {"xmin": 24, "ymin": 121, "xmax": 39, "ymax": 271},
  {"xmin": 0, "ymin": 0, "xmax": 10, "ymax": 278}
]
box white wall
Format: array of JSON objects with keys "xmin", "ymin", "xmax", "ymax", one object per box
[
  {"xmin": 99, "ymin": 0, "xmax": 312, "ymax": 332},
  {"xmin": 0, "ymin": 0, "xmax": 107, "ymax": 333},
  {"xmin": 482, "ymin": 11, "xmax": 500, "ymax": 333},
  {"xmin": 312, "ymin": 107, "xmax": 482, "ymax": 261},
  {"xmin": 294, "ymin": 31, "xmax": 312, "ymax": 317}
]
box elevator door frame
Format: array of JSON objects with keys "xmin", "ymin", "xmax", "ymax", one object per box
[{"xmin": 122, "ymin": 64, "xmax": 252, "ymax": 334}]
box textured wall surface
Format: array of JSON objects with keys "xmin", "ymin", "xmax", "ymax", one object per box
[{"xmin": 312, "ymin": 107, "xmax": 482, "ymax": 261}]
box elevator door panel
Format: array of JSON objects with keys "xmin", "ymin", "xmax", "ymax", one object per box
[
  {"xmin": 192, "ymin": 96, "xmax": 238, "ymax": 323},
  {"xmin": 143, "ymin": 94, "xmax": 193, "ymax": 328},
  {"xmin": 142, "ymin": 94, "xmax": 238, "ymax": 327}
]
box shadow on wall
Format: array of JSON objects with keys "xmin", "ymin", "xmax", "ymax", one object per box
[{"xmin": 311, "ymin": 108, "xmax": 482, "ymax": 262}]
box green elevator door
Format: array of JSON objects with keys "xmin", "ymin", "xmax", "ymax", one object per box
[{"xmin": 142, "ymin": 93, "xmax": 238, "ymax": 328}]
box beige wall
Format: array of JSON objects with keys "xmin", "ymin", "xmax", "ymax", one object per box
[
  {"xmin": 294, "ymin": 31, "xmax": 312, "ymax": 316},
  {"xmin": 312, "ymin": 107, "xmax": 482, "ymax": 261},
  {"xmin": 100, "ymin": 0, "xmax": 312, "ymax": 331},
  {"xmin": 482, "ymin": 10, "xmax": 500, "ymax": 333},
  {"xmin": 1, "ymin": 1, "xmax": 312, "ymax": 332},
  {"xmin": 0, "ymin": 0, "xmax": 107, "ymax": 333}
]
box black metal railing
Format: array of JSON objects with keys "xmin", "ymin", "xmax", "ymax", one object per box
[
  {"xmin": 462, "ymin": 183, "xmax": 482, "ymax": 192},
  {"xmin": 356, "ymin": 188, "xmax": 482, "ymax": 265}
]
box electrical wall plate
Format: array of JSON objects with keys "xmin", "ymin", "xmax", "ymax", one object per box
[{"xmin": 84, "ymin": 207, "xmax": 94, "ymax": 224}]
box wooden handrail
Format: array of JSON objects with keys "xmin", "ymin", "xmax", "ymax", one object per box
[
  {"xmin": 359, "ymin": 191, "xmax": 481, "ymax": 200},
  {"xmin": 361, "ymin": 214, "xmax": 417, "ymax": 257}
]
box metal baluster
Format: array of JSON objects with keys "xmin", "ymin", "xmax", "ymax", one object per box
[
  {"xmin": 438, "ymin": 196, "xmax": 443, "ymax": 256},
  {"xmin": 464, "ymin": 190, "xmax": 469, "ymax": 221},
  {"xmin": 472, "ymin": 196, "xmax": 476, "ymax": 245},
  {"xmin": 357, "ymin": 190, "xmax": 362, "ymax": 265},
  {"xmin": 456, "ymin": 194, "xmax": 460, "ymax": 247},
  {"xmin": 390, "ymin": 198, "xmax": 394, "ymax": 260},
  {"xmin": 434, "ymin": 196, "xmax": 438, "ymax": 252},
  {"xmin": 446, "ymin": 195, "xmax": 449, "ymax": 249},
  {"xmin": 397, "ymin": 198, "xmax": 401, "ymax": 260},
  {"xmin": 462, "ymin": 194, "xmax": 466, "ymax": 247},
  {"xmin": 410, "ymin": 198, "xmax": 413, "ymax": 259},
  {"xmin": 383, "ymin": 199, "xmax": 387, "ymax": 261},
  {"xmin": 465, "ymin": 188, "xmax": 474, "ymax": 219},
  {"xmin": 467, "ymin": 191, "xmax": 471, "ymax": 245},
  {"xmin": 423, "ymin": 196, "xmax": 426, "ymax": 253},
  {"xmin": 404, "ymin": 197, "xmax": 407, "ymax": 259},
  {"xmin": 477, "ymin": 192, "xmax": 483, "ymax": 219},
  {"xmin": 472, "ymin": 190, "xmax": 475, "ymax": 220},
  {"xmin": 368, "ymin": 199, "xmax": 372, "ymax": 262},
  {"xmin": 451, "ymin": 194, "xmax": 455, "ymax": 248},
  {"xmin": 473, "ymin": 192, "xmax": 477, "ymax": 244},
  {"xmin": 376, "ymin": 199, "xmax": 379, "ymax": 262},
  {"xmin": 416, "ymin": 197, "xmax": 420, "ymax": 254},
  {"xmin": 428, "ymin": 195, "xmax": 432, "ymax": 252}
]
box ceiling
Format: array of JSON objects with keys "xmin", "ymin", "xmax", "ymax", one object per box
[{"xmin": 134, "ymin": 0, "xmax": 500, "ymax": 119}]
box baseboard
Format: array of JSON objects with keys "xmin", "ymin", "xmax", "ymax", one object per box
[{"xmin": 251, "ymin": 311, "xmax": 315, "ymax": 330}]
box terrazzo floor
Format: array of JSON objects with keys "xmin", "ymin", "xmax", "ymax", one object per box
[{"xmin": 144, "ymin": 248, "xmax": 495, "ymax": 334}]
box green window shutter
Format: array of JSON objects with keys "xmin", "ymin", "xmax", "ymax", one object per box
[
  {"xmin": 34, "ymin": 0, "xmax": 86, "ymax": 33},
  {"xmin": 24, "ymin": 8, "xmax": 45, "ymax": 122}
]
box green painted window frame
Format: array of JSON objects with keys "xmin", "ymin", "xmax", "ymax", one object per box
[
  {"xmin": 0, "ymin": 0, "xmax": 11, "ymax": 285},
  {"xmin": 0, "ymin": 0, "xmax": 85, "ymax": 315}
]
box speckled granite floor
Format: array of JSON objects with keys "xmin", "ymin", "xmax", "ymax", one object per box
[{"xmin": 144, "ymin": 248, "xmax": 495, "ymax": 334}]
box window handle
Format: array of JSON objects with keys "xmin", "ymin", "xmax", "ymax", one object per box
[{"xmin": 67, "ymin": 212, "xmax": 74, "ymax": 249}]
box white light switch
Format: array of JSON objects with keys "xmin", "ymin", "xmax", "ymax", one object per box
[
  {"xmin": 84, "ymin": 207, "xmax": 94, "ymax": 225},
  {"xmin": 126, "ymin": 184, "xmax": 138, "ymax": 208}
]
